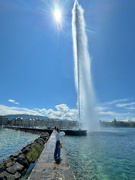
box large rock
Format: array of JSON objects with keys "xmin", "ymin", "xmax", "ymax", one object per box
[
  {"xmin": 17, "ymin": 154, "xmax": 25, "ymax": 160},
  {"xmin": 36, "ymin": 138, "xmax": 45, "ymax": 145},
  {"xmin": 0, "ymin": 171, "xmax": 4, "ymax": 179},
  {"xmin": 3, "ymin": 156, "xmax": 17, "ymax": 167},
  {"xmin": 17, "ymin": 154, "xmax": 29, "ymax": 168},
  {"xmin": 6, "ymin": 162, "xmax": 23, "ymax": 174},
  {"xmin": 0, "ymin": 171, "xmax": 15, "ymax": 180},
  {"xmin": 15, "ymin": 171, "xmax": 21, "ymax": 179},
  {"xmin": 6, "ymin": 161, "xmax": 15, "ymax": 168},
  {"xmin": 0, "ymin": 165, "xmax": 4, "ymax": 173},
  {"xmin": 25, "ymin": 144, "xmax": 32, "ymax": 149},
  {"xmin": 40, "ymin": 132, "xmax": 49, "ymax": 141},
  {"xmin": 21, "ymin": 147, "xmax": 31, "ymax": 154},
  {"xmin": 3, "ymin": 157, "xmax": 12, "ymax": 165},
  {"xmin": 25, "ymin": 145, "xmax": 39, "ymax": 163},
  {"xmin": 0, "ymin": 177, "xmax": 4, "ymax": 180},
  {"xmin": 10, "ymin": 151, "xmax": 21, "ymax": 158},
  {"xmin": 32, "ymin": 142, "xmax": 44, "ymax": 155}
]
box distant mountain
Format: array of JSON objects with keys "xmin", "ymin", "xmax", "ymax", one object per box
[{"xmin": 5, "ymin": 114, "xmax": 49, "ymax": 120}]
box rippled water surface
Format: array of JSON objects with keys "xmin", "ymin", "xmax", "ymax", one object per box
[
  {"xmin": 0, "ymin": 127, "xmax": 39, "ymax": 162},
  {"xmin": 61, "ymin": 128, "xmax": 135, "ymax": 180}
]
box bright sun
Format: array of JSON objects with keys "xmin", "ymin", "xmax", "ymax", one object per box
[{"xmin": 53, "ymin": 9, "xmax": 62, "ymax": 23}]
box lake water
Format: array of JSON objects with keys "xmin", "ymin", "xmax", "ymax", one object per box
[
  {"xmin": 1, "ymin": 127, "xmax": 135, "ymax": 180},
  {"xmin": 61, "ymin": 128, "xmax": 135, "ymax": 180},
  {"xmin": 0, "ymin": 127, "xmax": 39, "ymax": 163}
]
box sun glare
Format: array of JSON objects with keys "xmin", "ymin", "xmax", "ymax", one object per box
[{"xmin": 53, "ymin": 9, "xmax": 62, "ymax": 23}]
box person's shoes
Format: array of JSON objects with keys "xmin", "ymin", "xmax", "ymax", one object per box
[
  {"xmin": 55, "ymin": 157, "xmax": 62, "ymax": 164},
  {"xmin": 57, "ymin": 158, "xmax": 62, "ymax": 161}
]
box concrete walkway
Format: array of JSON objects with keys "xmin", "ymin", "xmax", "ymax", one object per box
[{"xmin": 28, "ymin": 131, "xmax": 76, "ymax": 180}]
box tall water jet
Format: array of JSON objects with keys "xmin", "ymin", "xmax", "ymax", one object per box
[{"xmin": 72, "ymin": 0, "xmax": 97, "ymax": 131}]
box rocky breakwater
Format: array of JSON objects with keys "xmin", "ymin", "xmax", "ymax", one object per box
[{"xmin": 0, "ymin": 132, "xmax": 50, "ymax": 180}]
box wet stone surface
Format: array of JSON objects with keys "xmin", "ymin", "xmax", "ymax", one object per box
[{"xmin": 28, "ymin": 131, "xmax": 76, "ymax": 180}]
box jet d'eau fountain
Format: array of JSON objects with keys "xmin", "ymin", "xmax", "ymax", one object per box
[{"xmin": 72, "ymin": 0, "xmax": 97, "ymax": 131}]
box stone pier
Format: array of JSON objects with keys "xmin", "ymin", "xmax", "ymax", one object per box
[{"xmin": 28, "ymin": 131, "xmax": 76, "ymax": 180}]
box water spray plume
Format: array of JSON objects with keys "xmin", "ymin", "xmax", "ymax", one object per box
[{"xmin": 72, "ymin": 1, "xmax": 98, "ymax": 131}]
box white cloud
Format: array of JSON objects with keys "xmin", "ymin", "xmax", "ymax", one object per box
[
  {"xmin": 2, "ymin": 98, "xmax": 135, "ymax": 122},
  {"xmin": 95, "ymin": 106, "xmax": 107, "ymax": 112},
  {"xmin": 126, "ymin": 106, "xmax": 135, "ymax": 110},
  {"xmin": 96, "ymin": 98, "xmax": 135, "ymax": 121},
  {"xmin": 37, "ymin": 104, "xmax": 78, "ymax": 121},
  {"xmin": 0, "ymin": 104, "xmax": 78, "ymax": 121},
  {"xmin": 104, "ymin": 98, "xmax": 129, "ymax": 105},
  {"xmin": 99, "ymin": 109, "xmax": 130, "ymax": 118},
  {"xmin": 131, "ymin": 118, "xmax": 135, "ymax": 122},
  {"xmin": 116, "ymin": 102, "xmax": 135, "ymax": 108},
  {"xmin": 8, "ymin": 99, "xmax": 19, "ymax": 105},
  {"xmin": 99, "ymin": 111, "xmax": 117, "ymax": 116},
  {"xmin": 0, "ymin": 105, "xmax": 42, "ymax": 116},
  {"xmin": 96, "ymin": 105, "xmax": 119, "ymax": 117},
  {"xmin": 55, "ymin": 104, "xmax": 69, "ymax": 112}
]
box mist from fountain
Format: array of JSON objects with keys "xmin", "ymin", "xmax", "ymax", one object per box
[{"xmin": 72, "ymin": 0, "xmax": 98, "ymax": 131}]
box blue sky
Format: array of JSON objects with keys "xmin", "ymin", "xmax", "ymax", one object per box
[{"xmin": 0, "ymin": 0, "xmax": 135, "ymax": 122}]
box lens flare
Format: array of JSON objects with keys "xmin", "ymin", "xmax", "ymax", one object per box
[{"xmin": 53, "ymin": 9, "xmax": 62, "ymax": 23}]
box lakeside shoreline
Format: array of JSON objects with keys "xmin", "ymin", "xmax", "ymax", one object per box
[
  {"xmin": 100, "ymin": 119, "xmax": 135, "ymax": 128},
  {"xmin": 0, "ymin": 127, "xmax": 77, "ymax": 180},
  {"xmin": 0, "ymin": 128, "xmax": 50, "ymax": 180}
]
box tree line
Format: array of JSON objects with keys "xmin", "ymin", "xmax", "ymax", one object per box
[{"xmin": 100, "ymin": 119, "xmax": 135, "ymax": 127}]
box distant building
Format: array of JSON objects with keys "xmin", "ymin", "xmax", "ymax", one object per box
[
  {"xmin": 0, "ymin": 116, "xmax": 8, "ymax": 125},
  {"xmin": 0, "ymin": 116, "xmax": 79, "ymax": 129}
]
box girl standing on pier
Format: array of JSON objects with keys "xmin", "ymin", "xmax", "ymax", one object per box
[{"xmin": 54, "ymin": 127, "xmax": 62, "ymax": 162}]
